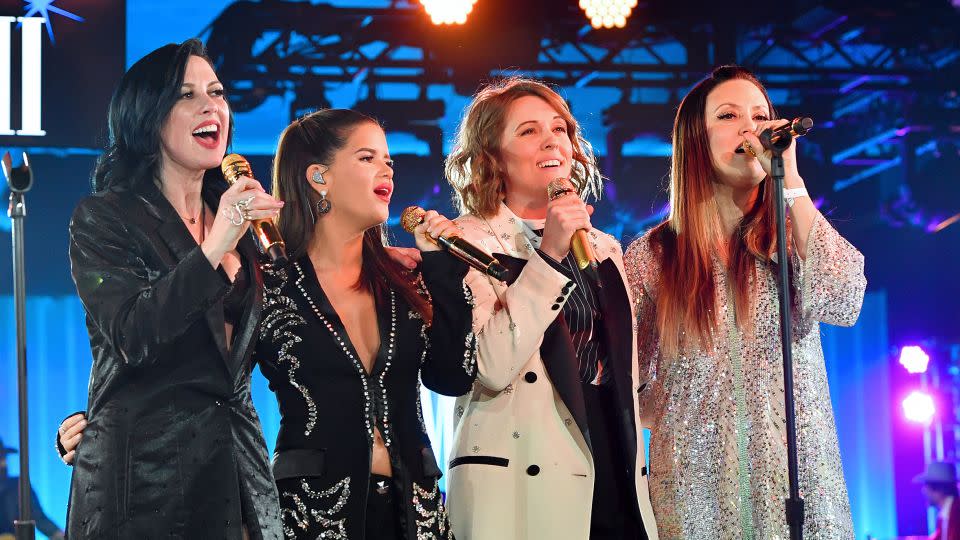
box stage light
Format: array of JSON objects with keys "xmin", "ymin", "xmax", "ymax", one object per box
[
  {"xmin": 420, "ymin": 0, "xmax": 478, "ymax": 25},
  {"xmin": 899, "ymin": 345, "xmax": 931, "ymax": 374},
  {"xmin": 579, "ymin": 0, "xmax": 637, "ymax": 29},
  {"xmin": 902, "ymin": 391, "xmax": 936, "ymax": 424}
]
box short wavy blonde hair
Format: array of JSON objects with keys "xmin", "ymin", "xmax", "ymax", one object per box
[{"xmin": 445, "ymin": 77, "xmax": 602, "ymax": 218}]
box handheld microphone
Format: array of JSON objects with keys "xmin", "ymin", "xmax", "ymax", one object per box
[
  {"xmin": 400, "ymin": 206, "xmax": 510, "ymax": 282},
  {"xmin": 546, "ymin": 178, "xmax": 599, "ymax": 280},
  {"xmin": 761, "ymin": 117, "xmax": 813, "ymax": 150},
  {"xmin": 738, "ymin": 117, "xmax": 814, "ymax": 154},
  {"xmin": 220, "ymin": 154, "xmax": 289, "ymax": 267}
]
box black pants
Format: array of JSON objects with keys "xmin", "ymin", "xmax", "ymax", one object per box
[
  {"xmin": 583, "ymin": 382, "xmax": 648, "ymax": 540},
  {"xmin": 365, "ymin": 474, "xmax": 402, "ymax": 540}
]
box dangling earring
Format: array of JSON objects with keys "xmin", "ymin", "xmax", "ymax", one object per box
[
  {"xmin": 311, "ymin": 170, "xmax": 326, "ymax": 185},
  {"xmin": 316, "ymin": 190, "xmax": 332, "ymax": 215}
]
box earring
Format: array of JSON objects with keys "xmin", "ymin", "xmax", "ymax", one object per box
[
  {"xmin": 311, "ymin": 170, "xmax": 326, "ymax": 185},
  {"xmin": 316, "ymin": 190, "xmax": 332, "ymax": 215}
]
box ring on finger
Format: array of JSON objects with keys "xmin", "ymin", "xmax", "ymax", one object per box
[
  {"xmin": 241, "ymin": 208, "xmax": 256, "ymax": 221},
  {"xmin": 235, "ymin": 195, "xmax": 255, "ymax": 209}
]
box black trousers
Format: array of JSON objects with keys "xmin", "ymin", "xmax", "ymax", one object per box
[
  {"xmin": 365, "ymin": 474, "xmax": 402, "ymax": 540},
  {"xmin": 583, "ymin": 382, "xmax": 648, "ymax": 540}
]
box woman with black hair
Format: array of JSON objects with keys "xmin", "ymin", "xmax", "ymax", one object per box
[{"xmin": 63, "ymin": 39, "xmax": 284, "ymax": 539}]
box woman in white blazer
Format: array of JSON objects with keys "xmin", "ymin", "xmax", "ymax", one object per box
[{"xmin": 443, "ymin": 77, "xmax": 659, "ymax": 540}]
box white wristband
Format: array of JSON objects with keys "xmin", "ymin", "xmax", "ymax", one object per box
[{"xmin": 783, "ymin": 187, "xmax": 809, "ymax": 208}]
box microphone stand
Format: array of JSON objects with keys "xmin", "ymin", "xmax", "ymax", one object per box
[
  {"xmin": 760, "ymin": 129, "xmax": 804, "ymax": 540},
  {"xmin": 3, "ymin": 152, "xmax": 36, "ymax": 540}
]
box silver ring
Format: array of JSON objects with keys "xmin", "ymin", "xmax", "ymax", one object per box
[
  {"xmin": 241, "ymin": 208, "xmax": 255, "ymax": 221},
  {"xmin": 235, "ymin": 195, "xmax": 254, "ymax": 209},
  {"xmin": 223, "ymin": 204, "xmax": 244, "ymax": 226}
]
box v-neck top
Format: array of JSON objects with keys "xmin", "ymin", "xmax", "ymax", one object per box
[{"xmin": 254, "ymin": 254, "xmax": 477, "ymax": 511}]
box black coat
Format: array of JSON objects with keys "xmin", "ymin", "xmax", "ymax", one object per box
[
  {"xmin": 66, "ymin": 180, "xmax": 282, "ymax": 540},
  {"xmin": 256, "ymin": 253, "xmax": 476, "ymax": 540}
]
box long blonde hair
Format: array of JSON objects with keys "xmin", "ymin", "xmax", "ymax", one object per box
[
  {"xmin": 653, "ymin": 65, "xmax": 787, "ymax": 358},
  {"xmin": 446, "ymin": 77, "xmax": 602, "ymax": 217}
]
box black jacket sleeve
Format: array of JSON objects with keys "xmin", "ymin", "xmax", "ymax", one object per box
[
  {"xmin": 69, "ymin": 196, "xmax": 230, "ymax": 369},
  {"xmin": 418, "ymin": 252, "xmax": 477, "ymax": 396}
]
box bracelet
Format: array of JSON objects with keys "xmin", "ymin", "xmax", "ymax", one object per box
[{"xmin": 783, "ymin": 187, "xmax": 809, "ymax": 208}]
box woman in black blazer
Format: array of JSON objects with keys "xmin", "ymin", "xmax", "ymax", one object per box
[
  {"xmin": 62, "ymin": 39, "xmax": 284, "ymax": 539},
  {"xmin": 256, "ymin": 108, "xmax": 476, "ymax": 540}
]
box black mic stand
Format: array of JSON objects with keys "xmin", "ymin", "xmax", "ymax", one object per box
[
  {"xmin": 759, "ymin": 129, "xmax": 805, "ymax": 540},
  {"xmin": 2, "ymin": 152, "xmax": 36, "ymax": 540}
]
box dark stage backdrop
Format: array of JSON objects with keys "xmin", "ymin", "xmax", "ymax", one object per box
[{"xmin": 2, "ymin": 0, "xmax": 942, "ymax": 538}]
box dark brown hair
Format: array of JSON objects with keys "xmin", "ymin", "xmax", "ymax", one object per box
[
  {"xmin": 653, "ymin": 65, "xmax": 785, "ymax": 357},
  {"xmin": 272, "ymin": 109, "xmax": 431, "ymax": 320}
]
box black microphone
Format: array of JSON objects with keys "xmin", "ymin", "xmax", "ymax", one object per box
[
  {"xmin": 400, "ymin": 206, "xmax": 510, "ymax": 282},
  {"xmin": 759, "ymin": 117, "xmax": 813, "ymax": 150}
]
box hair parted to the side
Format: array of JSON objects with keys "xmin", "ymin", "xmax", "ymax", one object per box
[
  {"xmin": 652, "ymin": 64, "xmax": 789, "ymax": 358},
  {"xmin": 272, "ymin": 109, "xmax": 431, "ymax": 321},
  {"xmin": 92, "ymin": 38, "xmax": 233, "ymax": 193},
  {"xmin": 445, "ymin": 77, "xmax": 603, "ymax": 218}
]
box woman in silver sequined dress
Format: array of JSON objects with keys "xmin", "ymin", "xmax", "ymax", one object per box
[{"xmin": 623, "ymin": 65, "xmax": 866, "ymax": 539}]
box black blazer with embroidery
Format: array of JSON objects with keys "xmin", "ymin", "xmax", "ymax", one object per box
[
  {"xmin": 66, "ymin": 180, "xmax": 282, "ymax": 540},
  {"xmin": 256, "ymin": 252, "xmax": 476, "ymax": 540}
]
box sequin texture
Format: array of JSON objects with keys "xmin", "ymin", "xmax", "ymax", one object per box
[
  {"xmin": 623, "ymin": 216, "xmax": 865, "ymax": 540},
  {"xmin": 261, "ymin": 265, "xmax": 317, "ymax": 436},
  {"xmin": 279, "ymin": 477, "xmax": 350, "ymax": 539}
]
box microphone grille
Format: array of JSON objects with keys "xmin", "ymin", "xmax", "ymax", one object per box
[
  {"xmin": 795, "ymin": 117, "xmax": 814, "ymax": 135},
  {"xmin": 221, "ymin": 153, "xmax": 252, "ymax": 184},
  {"xmin": 400, "ymin": 206, "xmax": 426, "ymax": 233},
  {"xmin": 547, "ymin": 178, "xmax": 574, "ymax": 201}
]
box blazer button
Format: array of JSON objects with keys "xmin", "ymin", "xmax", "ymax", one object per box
[
  {"xmin": 524, "ymin": 372, "xmax": 537, "ymax": 383},
  {"xmin": 526, "ymin": 465, "xmax": 540, "ymax": 476},
  {"xmin": 555, "ymin": 296, "xmax": 564, "ymax": 303},
  {"xmin": 550, "ymin": 304, "xmax": 561, "ymax": 310}
]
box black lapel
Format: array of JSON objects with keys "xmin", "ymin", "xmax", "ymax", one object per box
[
  {"xmin": 496, "ymin": 254, "xmax": 592, "ymax": 451},
  {"xmin": 595, "ymin": 259, "xmax": 641, "ymax": 482},
  {"xmin": 370, "ymin": 289, "xmax": 393, "ymax": 377},
  {"xmin": 226, "ymin": 235, "xmax": 264, "ymax": 382}
]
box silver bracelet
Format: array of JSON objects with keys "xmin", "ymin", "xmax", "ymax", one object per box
[{"xmin": 783, "ymin": 187, "xmax": 809, "ymax": 208}]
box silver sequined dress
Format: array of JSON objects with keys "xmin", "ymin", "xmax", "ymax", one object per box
[{"xmin": 623, "ymin": 214, "xmax": 866, "ymax": 540}]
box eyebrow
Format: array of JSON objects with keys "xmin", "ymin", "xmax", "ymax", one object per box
[
  {"xmin": 713, "ymin": 102, "xmax": 769, "ymax": 113},
  {"xmin": 180, "ymin": 81, "xmax": 223, "ymax": 89},
  {"xmin": 355, "ymin": 147, "xmax": 390, "ymax": 159},
  {"xmin": 514, "ymin": 116, "xmax": 564, "ymax": 132}
]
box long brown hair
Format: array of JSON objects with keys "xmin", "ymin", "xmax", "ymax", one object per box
[
  {"xmin": 653, "ymin": 65, "xmax": 785, "ymax": 357},
  {"xmin": 272, "ymin": 109, "xmax": 431, "ymax": 321},
  {"xmin": 446, "ymin": 77, "xmax": 602, "ymax": 217}
]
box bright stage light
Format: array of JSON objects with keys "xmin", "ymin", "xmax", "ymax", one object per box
[
  {"xmin": 902, "ymin": 391, "xmax": 936, "ymax": 424},
  {"xmin": 899, "ymin": 345, "xmax": 931, "ymax": 374},
  {"xmin": 579, "ymin": 0, "xmax": 638, "ymax": 29},
  {"xmin": 420, "ymin": 0, "xmax": 477, "ymax": 25}
]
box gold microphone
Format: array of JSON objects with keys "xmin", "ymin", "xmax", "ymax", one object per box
[
  {"xmin": 400, "ymin": 206, "xmax": 510, "ymax": 282},
  {"xmin": 547, "ymin": 178, "xmax": 599, "ymax": 280},
  {"xmin": 220, "ymin": 153, "xmax": 288, "ymax": 267}
]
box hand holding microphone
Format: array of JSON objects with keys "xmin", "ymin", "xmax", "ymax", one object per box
[
  {"xmin": 544, "ymin": 178, "xmax": 599, "ymax": 280},
  {"xmin": 220, "ymin": 154, "xmax": 289, "ymax": 266},
  {"xmin": 401, "ymin": 206, "xmax": 510, "ymax": 282}
]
